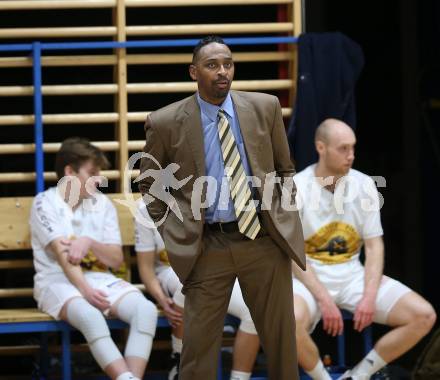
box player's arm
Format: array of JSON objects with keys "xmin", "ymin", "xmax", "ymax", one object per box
[
  {"xmin": 137, "ymin": 251, "xmax": 183, "ymax": 327},
  {"xmin": 68, "ymin": 198, "xmax": 124, "ymax": 269},
  {"xmin": 67, "ymin": 237, "xmax": 123, "ymax": 269},
  {"xmin": 354, "ymin": 236, "xmax": 384, "ymax": 331},
  {"xmin": 137, "ymin": 250, "xmax": 167, "ymax": 303},
  {"xmin": 293, "ymin": 263, "xmax": 344, "ymax": 336},
  {"xmin": 49, "ymin": 238, "xmax": 110, "ymax": 311}
]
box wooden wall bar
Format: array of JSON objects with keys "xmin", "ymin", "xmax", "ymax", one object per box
[{"xmin": 0, "ymin": 0, "xmax": 302, "ymax": 189}]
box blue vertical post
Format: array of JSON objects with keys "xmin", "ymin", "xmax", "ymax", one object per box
[
  {"xmin": 337, "ymin": 333, "xmax": 346, "ymax": 368},
  {"xmin": 39, "ymin": 332, "xmax": 49, "ymax": 378},
  {"xmin": 218, "ymin": 351, "xmax": 223, "ymax": 379},
  {"xmin": 61, "ymin": 323, "xmax": 71, "ymax": 380},
  {"xmin": 32, "ymin": 42, "xmax": 44, "ymax": 193},
  {"xmin": 363, "ymin": 326, "xmax": 373, "ymax": 355}
]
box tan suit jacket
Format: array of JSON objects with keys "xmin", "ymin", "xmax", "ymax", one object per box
[{"xmin": 139, "ymin": 90, "xmax": 305, "ymax": 282}]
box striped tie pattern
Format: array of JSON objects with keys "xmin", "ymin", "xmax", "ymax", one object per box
[{"xmin": 217, "ymin": 109, "xmax": 261, "ymax": 240}]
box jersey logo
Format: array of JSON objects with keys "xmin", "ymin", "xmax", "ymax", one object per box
[{"xmin": 305, "ymin": 221, "xmax": 361, "ymax": 264}]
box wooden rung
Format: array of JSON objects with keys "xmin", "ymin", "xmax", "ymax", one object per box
[
  {"xmin": 0, "ymin": 27, "xmax": 116, "ymax": 39},
  {"xmin": 0, "ymin": 0, "xmax": 115, "ymax": 10},
  {"xmin": 0, "ymin": 288, "xmax": 33, "ymax": 298},
  {"xmin": 0, "ymin": 79, "xmax": 292, "ymax": 96},
  {"xmin": 128, "ymin": 112, "xmax": 151, "ymax": 122},
  {"xmin": 0, "ymin": 170, "xmax": 142, "ymax": 183},
  {"xmin": 0, "ymin": 84, "xmax": 118, "ymax": 96},
  {"xmin": 125, "ymin": 22, "xmax": 293, "ymax": 36},
  {"xmin": 0, "ymin": 341, "xmax": 174, "ymax": 356},
  {"xmin": 0, "ymin": 260, "xmax": 33, "ymax": 269},
  {"xmin": 126, "ymin": 0, "xmax": 292, "ymax": 6},
  {"xmin": 0, "ymin": 108, "xmax": 291, "ymax": 126},
  {"xmin": 127, "ymin": 79, "xmax": 292, "ymax": 93},
  {"xmin": 0, "ymin": 23, "xmax": 293, "ymax": 39},
  {"xmin": 0, "ymin": 140, "xmax": 145, "ymax": 154},
  {"xmin": 0, "ymin": 0, "xmax": 292, "ymax": 11},
  {"xmin": 0, "ymin": 113, "xmax": 119, "ymax": 125},
  {"xmin": 0, "ymin": 52, "xmax": 292, "ymax": 68}
]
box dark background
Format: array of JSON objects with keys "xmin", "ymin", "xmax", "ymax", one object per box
[
  {"xmin": 305, "ymin": 0, "xmax": 440, "ymax": 370},
  {"xmin": 305, "ymin": 0, "xmax": 440, "ymax": 313}
]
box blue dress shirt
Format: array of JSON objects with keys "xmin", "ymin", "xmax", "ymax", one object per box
[{"xmin": 197, "ymin": 93, "xmax": 253, "ymax": 223}]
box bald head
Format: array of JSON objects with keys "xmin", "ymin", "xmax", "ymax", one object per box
[
  {"xmin": 314, "ymin": 118, "xmax": 356, "ymax": 175},
  {"xmin": 315, "ymin": 118, "xmax": 355, "ymax": 145}
]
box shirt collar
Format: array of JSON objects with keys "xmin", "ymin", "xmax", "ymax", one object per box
[{"xmin": 196, "ymin": 92, "xmax": 234, "ymax": 122}]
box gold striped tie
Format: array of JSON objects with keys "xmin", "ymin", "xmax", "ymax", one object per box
[{"xmin": 217, "ymin": 109, "xmax": 261, "ymax": 240}]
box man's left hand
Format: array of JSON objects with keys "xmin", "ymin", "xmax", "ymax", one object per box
[{"xmin": 353, "ymin": 296, "xmax": 375, "ymax": 332}]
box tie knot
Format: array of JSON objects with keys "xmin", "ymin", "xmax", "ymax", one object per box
[{"xmin": 218, "ymin": 109, "xmax": 227, "ymax": 119}]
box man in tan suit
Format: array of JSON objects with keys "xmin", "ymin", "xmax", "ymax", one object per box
[{"xmin": 139, "ymin": 36, "xmax": 305, "ymax": 380}]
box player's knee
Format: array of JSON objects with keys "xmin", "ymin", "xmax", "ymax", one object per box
[
  {"xmin": 138, "ymin": 297, "xmax": 158, "ymax": 335},
  {"xmin": 413, "ymin": 302, "xmax": 437, "ymax": 333},
  {"xmin": 238, "ymin": 312, "xmax": 257, "ymax": 335},
  {"xmin": 294, "ymin": 303, "xmax": 310, "ymax": 328},
  {"xmin": 123, "ymin": 293, "xmax": 158, "ymax": 336},
  {"xmin": 172, "ymin": 288, "xmax": 185, "ymax": 309},
  {"xmin": 295, "ymin": 320, "xmax": 310, "ymax": 341},
  {"xmin": 67, "ymin": 298, "xmax": 110, "ymax": 343}
]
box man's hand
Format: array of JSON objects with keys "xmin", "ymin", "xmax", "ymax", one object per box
[
  {"xmin": 353, "ymin": 295, "xmax": 375, "ymax": 332},
  {"xmin": 84, "ymin": 287, "xmax": 110, "ymax": 312},
  {"xmin": 67, "ymin": 237, "xmax": 92, "ymax": 265},
  {"xmin": 159, "ymin": 297, "xmax": 183, "ymax": 328},
  {"xmin": 318, "ymin": 295, "xmax": 344, "ymax": 336}
]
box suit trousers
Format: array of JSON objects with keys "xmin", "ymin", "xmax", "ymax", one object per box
[{"xmin": 179, "ymin": 227, "xmax": 299, "ymax": 380}]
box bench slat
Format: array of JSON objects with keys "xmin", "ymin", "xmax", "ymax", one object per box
[{"xmin": 0, "ymin": 309, "xmax": 54, "ymax": 323}]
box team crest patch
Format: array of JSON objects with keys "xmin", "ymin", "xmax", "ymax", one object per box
[{"xmin": 305, "ymin": 221, "xmax": 361, "ymax": 264}]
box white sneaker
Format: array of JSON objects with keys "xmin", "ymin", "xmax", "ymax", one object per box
[
  {"xmin": 337, "ymin": 370, "xmax": 370, "ymax": 380},
  {"xmin": 337, "ymin": 370, "xmax": 353, "ymax": 380}
]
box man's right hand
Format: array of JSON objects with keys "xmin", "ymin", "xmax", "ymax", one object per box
[
  {"xmin": 159, "ymin": 297, "xmax": 183, "ymax": 328},
  {"xmin": 84, "ymin": 287, "xmax": 110, "ymax": 312},
  {"xmin": 318, "ymin": 295, "xmax": 344, "ymax": 336}
]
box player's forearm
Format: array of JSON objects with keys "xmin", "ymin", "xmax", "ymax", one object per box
[
  {"xmin": 146, "ymin": 277, "xmax": 168, "ymax": 304},
  {"xmin": 87, "ymin": 239, "xmax": 123, "ymax": 269},
  {"xmin": 363, "ymin": 240, "xmax": 384, "ymax": 299},
  {"xmin": 53, "ymin": 246, "xmax": 91, "ymax": 295},
  {"xmin": 138, "ymin": 259, "xmax": 167, "ymax": 303},
  {"xmin": 293, "ymin": 262, "xmax": 330, "ymax": 302}
]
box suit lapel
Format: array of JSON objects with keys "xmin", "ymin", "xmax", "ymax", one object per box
[
  {"xmin": 182, "ymin": 95, "xmax": 206, "ymax": 178},
  {"xmin": 231, "ymin": 91, "xmax": 261, "ymax": 178}
]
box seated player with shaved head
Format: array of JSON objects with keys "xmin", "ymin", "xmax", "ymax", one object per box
[{"xmin": 292, "ymin": 119, "xmax": 436, "ymax": 380}]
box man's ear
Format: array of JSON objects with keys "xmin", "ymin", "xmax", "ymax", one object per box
[
  {"xmin": 189, "ymin": 64, "xmax": 197, "ymax": 81},
  {"xmin": 315, "ymin": 140, "xmax": 325, "ymax": 156},
  {"xmin": 64, "ymin": 165, "xmax": 75, "ymax": 177}
]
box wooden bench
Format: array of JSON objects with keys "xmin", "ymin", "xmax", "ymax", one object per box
[{"xmin": 0, "ymin": 194, "xmax": 171, "ymax": 380}]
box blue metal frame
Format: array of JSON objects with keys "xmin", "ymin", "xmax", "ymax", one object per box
[
  {"xmin": 336, "ymin": 310, "xmax": 373, "ymax": 369},
  {"xmin": 0, "ymin": 316, "xmax": 170, "ymax": 380},
  {"xmin": 0, "ymin": 36, "xmax": 298, "ymax": 194},
  {"xmin": 32, "ymin": 42, "xmax": 44, "ymax": 194}
]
